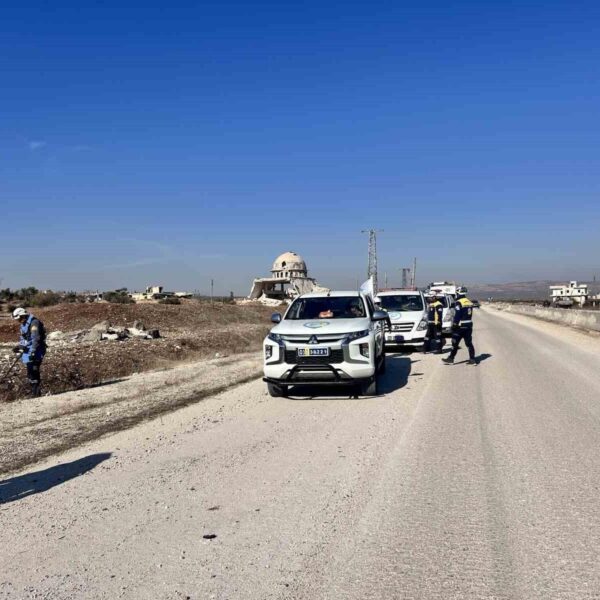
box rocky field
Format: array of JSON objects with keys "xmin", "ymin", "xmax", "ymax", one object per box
[{"xmin": 0, "ymin": 300, "xmax": 278, "ymax": 402}]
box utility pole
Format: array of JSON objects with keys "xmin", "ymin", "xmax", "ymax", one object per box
[
  {"xmin": 361, "ymin": 229, "xmax": 383, "ymax": 294},
  {"xmin": 384, "ymin": 272, "xmax": 388, "ymax": 289},
  {"xmin": 401, "ymin": 268, "xmax": 411, "ymax": 289},
  {"xmin": 210, "ymin": 279, "xmax": 214, "ymax": 304},
  {"xmin": 410, "ymin": 257, "xmax": 418, "ymax": 290}
]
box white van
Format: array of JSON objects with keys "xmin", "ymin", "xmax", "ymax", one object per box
[{"xmin": 375, "ymin": 290, "xmax": 428, "ymax": 349}]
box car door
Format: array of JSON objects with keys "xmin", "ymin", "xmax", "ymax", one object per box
[
  {"xmin": 366, "ymin": 295, "xmax": 384, "ymax": 359},
  {"xmin": 446, "ymin": 294, "xmax": 455, "ymax": 323}
]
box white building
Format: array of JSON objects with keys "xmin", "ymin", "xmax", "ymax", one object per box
[
  {"xmin": 549, "ymin": 281, "xmax": 588, "ymax": 307},
  {"xmin": 248, "ymin": 251, "xmax": 326, "ymax": 303}
]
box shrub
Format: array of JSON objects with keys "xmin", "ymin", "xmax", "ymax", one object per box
[
  {"xmin": 29, "ymin": 291, "xmax": 62, "ymax": 307},
  {"xmin": 104, "ymin": 291, "xmax": 135, "ymax": 304},
  {"xmin": 159, "ymin": 297, "xmax": 181, "ymax": 305}
]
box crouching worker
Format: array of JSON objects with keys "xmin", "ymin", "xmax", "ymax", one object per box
[{"xmin": 12, "ymin": 308, "xmax": 47, "ymax": 397}]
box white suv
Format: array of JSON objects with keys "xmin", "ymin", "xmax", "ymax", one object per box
[
  {"xmin": 263, "ymin": 291, "xmax": 387, "ymax": 397},
  {"xmin": 375, "ymin": 290, "xmax": 428, "ymax": 349}
]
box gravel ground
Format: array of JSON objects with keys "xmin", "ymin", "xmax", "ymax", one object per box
[
  {"xmin": 1, "ymin": 308, "xmax": 600, "ymax": 599},
  {"xmin": 0, "ymin": 353, "xmax": 262, "ymax": 474}
]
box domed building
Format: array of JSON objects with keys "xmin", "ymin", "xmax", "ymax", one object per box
[
  {"xmin": 271, "ymin": 251, "xmax": 308, "ymax": 279},
  {"xmin": 248, "ymin": 251, "xmax": 325, "ymax": 303}
]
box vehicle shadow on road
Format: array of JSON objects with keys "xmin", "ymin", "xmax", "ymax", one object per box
[
  {"xmin": 378, "ymin": 354, "xmax": 412, "ymax": 394},
  {"xmin": 0, "ymin": 453, "xmax": 112, "ymax": 505},
  {"xmin": 285, "ymin": 354, "xmax": 412, "ymax": 400}
]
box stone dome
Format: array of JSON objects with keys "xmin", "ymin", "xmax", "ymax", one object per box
[{"xmin": 271, "ymin": 251, "xmax": 307, "ymax": 278}]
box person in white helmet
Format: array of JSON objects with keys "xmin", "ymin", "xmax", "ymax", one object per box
[{"xmin": 12, "ymin": 308, "xmax": 47, "ymax": 397}]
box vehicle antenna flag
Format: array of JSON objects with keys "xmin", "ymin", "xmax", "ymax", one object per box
[{"xmin": 360, "ymin": 277, "xmax": 375, "ymax": 300}]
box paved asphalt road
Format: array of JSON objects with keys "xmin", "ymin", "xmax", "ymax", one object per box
[{"xmin": 1, "ymin": 308, "xmax": 600, "ymax": 599}]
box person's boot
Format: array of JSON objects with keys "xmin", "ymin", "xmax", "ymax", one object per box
[
  {"xmin": 30, "ymin": 382, "xmax": 41, "ymax": 398},
  {"xmin": 467, "ymin": 358, "xmax": 477, "ymax": 365},
  {"xmin": 442, "ymin": 356, "xmax": 454, "ymax": 365}
]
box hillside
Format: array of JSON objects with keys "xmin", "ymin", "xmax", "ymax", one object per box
[{"xmin": 466, "ymin": 280, "xmax": 600, "ymax": 301}]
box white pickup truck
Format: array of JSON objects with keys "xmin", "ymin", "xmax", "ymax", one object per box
[{"xmin": 263, "ymin": 291, "xmax": 388, "ymax": 397}]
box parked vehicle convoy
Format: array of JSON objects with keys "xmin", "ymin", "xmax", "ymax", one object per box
[
  {"xmin": 374, "ymin": 290, "xmax": 428, "ymax": 350},
  {"xmin": 263, "ymin": 291, "xmax": 387, "ymax": 397}
]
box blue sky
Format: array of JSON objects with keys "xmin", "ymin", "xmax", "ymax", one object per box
[{"xmin": 1, "ymin": 1, "xmax": 599, "ymax": 294}]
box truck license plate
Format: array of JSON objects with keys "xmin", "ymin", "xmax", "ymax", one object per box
[{"xmin": 297, "ymin": 347, "xmax": 330, "ymax": 357}]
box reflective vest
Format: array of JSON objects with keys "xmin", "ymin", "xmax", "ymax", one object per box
[
  {"xmin": 454, "ymin": 297, "xmax": 474, "ymax": 326},
  {"xmin": 427, "ymin": 301, "xmax": 443, "ymax": 325}
]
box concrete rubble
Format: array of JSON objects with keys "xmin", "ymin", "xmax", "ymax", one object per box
[{"xmin": 46, "ymin": 321, "xmax": 160, "ymax": 347}]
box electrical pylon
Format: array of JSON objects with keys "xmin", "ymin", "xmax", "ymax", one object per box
[{"xmin": 361, "ymin": 229, "xmax": 383, "ymax": 293}]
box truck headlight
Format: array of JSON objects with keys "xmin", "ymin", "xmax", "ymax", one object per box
[
  {"xmin": 268, "ymin": 332, "xmax": 283, "ymax": 343},
  {"xmin": 345, "ymin": 329, "xmax": 370, "ymax": 342},
  {"xmin": 417, "ymin": 319, "xmax": 427, "ymax": 331}
]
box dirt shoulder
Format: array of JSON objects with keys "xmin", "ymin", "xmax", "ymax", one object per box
[{"xmin": 0, "ymin": 352, "xmax": 263, "ymax": 475}]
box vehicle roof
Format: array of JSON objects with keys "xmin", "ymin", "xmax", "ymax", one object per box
[
  {"xmin": 298, "ymin": 290, "xmax": 363, "ymax": 299},
  {"xmin": 376, "ymin": 289, "xmax": 423, "ymax": 296}
]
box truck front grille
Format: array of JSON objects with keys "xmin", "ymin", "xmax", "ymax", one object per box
[{"xmin": 284, "ymin": 349, "xmax": 344, "ymax": 365}]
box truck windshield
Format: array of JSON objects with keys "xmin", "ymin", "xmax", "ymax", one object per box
[
  {"xmin": 286, "ymin": 297, "xmax": 367, "ymax": 320},
  {"xmin": 379, "ymin": 295, "xmax": 424, "ymax": 312}
]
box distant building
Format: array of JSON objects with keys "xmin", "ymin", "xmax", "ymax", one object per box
[
  {"xmin": 248, "ymin": 251, "xmax": 326, "ymax": 304},
  {"xmin": 549, "ymin": 281, "xmax": 588, "ymax": 307},
  {"xmin": 130, "ymin": 285, "xmax": 192, "ymax": 302}
]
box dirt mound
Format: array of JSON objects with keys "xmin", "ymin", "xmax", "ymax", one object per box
[
  {"xmin": 0, "ymin": 301, "xmax": 279, "ymax": 402},
  {"xmin": 0, "ymin": 300, "xmax": 276, "ymax": 342}
]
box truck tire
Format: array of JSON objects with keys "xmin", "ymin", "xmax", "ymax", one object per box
[
  {"xmin": 267, "ymin": 383, "xmax": 287, "ymax": 398},
  {"xmin": 361, "ymin": 378, "xmax": 378, "ymax": 396}
]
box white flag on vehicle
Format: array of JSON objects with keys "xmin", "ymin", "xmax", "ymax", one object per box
[{"xmin": 360, "ymin": 277, "xmax": 375, "ymax": 299}]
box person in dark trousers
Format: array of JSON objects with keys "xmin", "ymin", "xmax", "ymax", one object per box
[
  {"xmin": 12, "ymin": 307, "xmax": 47, "ymax": 397},
  {"xmin": 442, "ymin": 288, "xmax": 477, "ymax": 365},
  {"xmin": 424, "ymin": 295, "xmax": 444, "ymax": 354}
]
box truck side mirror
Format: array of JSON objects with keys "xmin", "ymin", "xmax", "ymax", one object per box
[
  {"xmin": 271, "ymin": 313, "xmax": 282, "ymax": 324},
  {"xmin": 372, "ymin": 310, "xmax": 388, "ymax": 322}
]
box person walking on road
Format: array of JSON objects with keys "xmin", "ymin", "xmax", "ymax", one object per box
[
  {"xmin": 442, "ymin": 288, "xmax": 477, "ymax": 365},
  {"xmin": 12, "ymin": 307, "xmax": 47, "ymax": 397},
  {"xmin": 424, "ymin": 295, "xmax": 444, "ymax": 354}
]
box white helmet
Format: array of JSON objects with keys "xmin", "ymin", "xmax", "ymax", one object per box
[{"xmin": 12, "ymin": 307, "xmax": 28, "ymax": 320}]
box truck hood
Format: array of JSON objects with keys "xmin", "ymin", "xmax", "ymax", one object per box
[
  {"xmin": 385, "ymin": 310, "xmax": 426, "ymax": 323},
  {"xmin": 271, "ymin": 318, "xmax": 371, "ymax": 335}
]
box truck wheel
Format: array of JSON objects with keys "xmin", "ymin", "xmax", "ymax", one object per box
[
  {"xmin": 267, "ymin": 383, "xmax": 287, "ymax": 398},
  {"xmin": 361, "ymin": 378, "xmax": 378, "ymax": 396}
]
